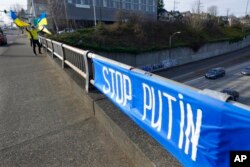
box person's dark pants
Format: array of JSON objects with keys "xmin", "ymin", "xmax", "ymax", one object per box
[
  {"xmin": 32, "ymin": 40, "xmax": 42, "ymax": 55},
  {"xmin": 30, "ymin": 39, "xmax": 33, "ymax": 47}
]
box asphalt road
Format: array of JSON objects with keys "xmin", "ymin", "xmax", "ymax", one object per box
[
  {"xmin": 154, "ymin": 45, "xmax": 250, "ymax": 82},
  {"xmin": 185, "ymin": 61, "xmax": 250, "ymax": 106},
  {"xmin": 154, "ymin": 45, "xmax": 250, "ymax": 106}
]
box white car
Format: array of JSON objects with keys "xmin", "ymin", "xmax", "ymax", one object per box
[{"xmin": 58, "ymin": 28, "xmax": 75, "ymax": 34}]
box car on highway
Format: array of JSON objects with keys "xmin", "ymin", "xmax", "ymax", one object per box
[
  {"xmin": 221, "ymin": 88, "xmax": 240, "ymax": 101},
  {"xmin": 205, "ymin": 67, "xmax": 226, "ymax": 79},
  {"xmin": 241, "ymin": 66, "xmax": 250, "ymax": 76},
  {"xmin": 0, "ymin": 28, "xmax": 7, "ymax": 46}
]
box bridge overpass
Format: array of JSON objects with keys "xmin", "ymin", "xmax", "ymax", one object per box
[
  {"xmin": 0, "ymin": 33, "xmax": 136, "ymax": 167},
  {"xmin": 1, "ymin": 30, "xmax": 250, "ymax": 167},
  {"xmin": 1, "ymin": 30, "xmax": 181, "ymax": 167}
]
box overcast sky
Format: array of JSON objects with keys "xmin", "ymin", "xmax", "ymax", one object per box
[
  {"xmin": 0, "ymin": 0, "xmax": 27, "ymax": 24},
  {"xmin": 164, "ymin": 0, "xmax": 248, "ymax": 16},
  {"xmin": 0, "ymin": 0, "xmax": 249, "ymax": 25}
]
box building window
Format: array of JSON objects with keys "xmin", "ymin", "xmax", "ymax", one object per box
[
  {"xmin": 147, "ymin": 0, "xmax": 153, "ymax": 6},
  {"xmin": 76, "ymin": 0, "xmax": 90, "ymax": 5},
  {"xmin": 141, "ymin": 0, "xmax": 146, "ymax": 11},
  {"xmin": 110, "ymin": 0, "xmax": 114, "ymax": 8},
  {"xmin": 96, "ymin": 0, "xmax": 103, "ymax": 7},
  {"xmin": 107, "ymin": 0, "xmax": 111, "ymax": 7},
  {"xmin": 125, "ymin": 0, "xmax": 131, "ymax": 10},
  {"xmin": 133, "ymin": 0, "xmax": 139, "ymax": 10},
  {"xmin": 75, "ymin": 0, "xmax": 91, "ymax": 8},
  {"xmin": 68, "ymin": 0, "xmax": 73, "ymax": 3},
  {"xmin": 103, "ymin": 0, "xmax": 107, "ymax": 7},
  {"xmin": 110, "ymin": 0, "xmax": 119, "ymax": 8}
]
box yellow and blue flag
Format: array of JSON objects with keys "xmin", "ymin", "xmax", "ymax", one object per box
[
  {"xmin": 37, "ymin": 12, "xmax": 51, "ymax": 35},
  {"xmin": 38, "ymin": 25, "xmax": 52, "ymax": 35},
  {"xmin": 37, "ymin": 12, "xmax": 47, "ymax": 26},
  {"xmin": 10, "ymin": 10, "xmax": 29, "ymax": 27}
]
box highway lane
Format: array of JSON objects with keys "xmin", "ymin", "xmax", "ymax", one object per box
[
  {"xmin": 153, "ymin": 45, "xmax": 250, "ymax": 106},
  {"xmin": 154, "ymin": 45, "xmax": 250, "ymax": 82},
  {"xmin": 185, "ymin": 61, "xmax": 250, "ymax": 105}
]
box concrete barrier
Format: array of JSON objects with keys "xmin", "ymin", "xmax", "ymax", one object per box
[{"xmin": 97, "ymin": 36, "xmax": 250, "ymax": 71}]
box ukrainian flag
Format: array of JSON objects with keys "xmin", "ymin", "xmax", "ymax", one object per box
[
  {"xmin": 37, "ymin": 12, "xmax": 51, "ymax": 35},
  {"xmin": 38, "ymin": 25, "xmax": 52, "ymax": 35},
  {"xmin": 37, "ymin": 12, "xmax": 48, "ymax": 26},
  {"xmin": 10, "ymin": 10, "xmax": 29, "ymax": 27}
]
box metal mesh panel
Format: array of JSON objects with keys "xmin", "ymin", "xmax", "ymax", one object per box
[
  {"xmin": 64, "ymin": 47, "xmax": 85, "ymax": 73},
  {"xmin": 53, "ymin": 43, "xmax": 63, "ymax": 59},
  {"xmin": 47, "ymin": 40, "xmax": 53, "ymax": 50}
]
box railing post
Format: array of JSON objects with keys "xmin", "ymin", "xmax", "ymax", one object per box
[
  {"xmin": 45, "ymin": 40, "xmax": 48, "ymax": 55},
  {"xmin": 84, "ymin": 51, "xmax": 94, "ymax": 92},
  {"xmin": 42, "ymin": 38, "xmax": 45, "ymax": 47},
  {"xmin": 51, "ymin": 40, "xmax": 54, "ymax": 58},
  {"xmin": 61, "ymin": 44, "xmax": 66, "ymax": 69}
]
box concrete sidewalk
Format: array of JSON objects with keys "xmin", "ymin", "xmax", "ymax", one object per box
[{"xmin": 0, "ymin": 36, "xmax": 133, "ymax": 167}]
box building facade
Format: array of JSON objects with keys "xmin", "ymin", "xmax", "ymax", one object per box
[
  {"xmin": 27, "ymin": 0, "xmax": 47, "ymax": 18},
  {"xmin": 28, "ymin": 0, "xmax": 157, "ymax": 29},
  {"xmin": 66, "ymin": 0, "xmax": 157, "ymax": 22}
]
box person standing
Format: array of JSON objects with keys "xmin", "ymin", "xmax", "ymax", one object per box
[
  {"xmin": 26, "ymin": 26, "xmax": 33, "ymax": 47},
  {"xmin": 26, "ymin": 23, "xmax": 33, "ymax": 47},
  {"xmin": 26, "ymin": 26, "xmax": 44, "ymax": 55}
]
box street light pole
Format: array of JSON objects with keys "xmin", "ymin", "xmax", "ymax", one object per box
[
  {"xmin": 169, "ymin": 31, "xmax": 181, "ymax": 61},
  {"xmin": 93, "ymin": 0, "xmax": 97, "ymax": 27}
]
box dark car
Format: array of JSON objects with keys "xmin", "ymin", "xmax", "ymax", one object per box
[
  {"xmin": 0, "ymin": 28, "xmax": 7, "ymax": 46},
  {"xmin": 221, "ymin": 88, "xmax": 240, "ymax": 101},
  {"xmin": 205, "ymin": 67, "xmax": 226, "ymax": 79},
  {"xmin": 241, "ymin": 66, "xmax": 250, "ymax": 76}
]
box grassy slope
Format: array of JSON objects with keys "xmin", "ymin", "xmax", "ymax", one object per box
[{"xmin": 49, "ymin": 22, "xmax": 250, "ymax": 54}]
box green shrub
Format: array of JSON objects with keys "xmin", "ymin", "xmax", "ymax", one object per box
[{"xmin": 48, "ymin": 20, "xmax": 249, "ymax": 54}]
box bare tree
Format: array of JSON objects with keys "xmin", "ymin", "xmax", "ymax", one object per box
[
  {"xmin": 10, "ymin": 3, "xmax": 26, "ymax": 18},
  {"xmin": 10, "ymin": 3, "xmax": 22, "ymax": 13},
  {"xmin": 189, "ymin": 0, "xmax": 205, "ymax": 32},
  {"xmin": 46, "ymin": 0, "xmax": 69, "ymax": 32},
  {"xmin": 191, "ymin": 0, "xmax": 203, "ymax": 14},
  {"xmin": 185, "ymin": 16, "xmax": 204, "ymax": 33},
  {"xmin": 207, "ymin": 5, "xmax": 218, "ymax": 17}
]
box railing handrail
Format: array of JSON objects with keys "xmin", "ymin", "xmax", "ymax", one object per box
[
  {"xmin": 38, "ymin": 35, "xmax": 250, "ymax": 110},
  {"xmin": 62, "ymin": 43, "xmax": 86, "ymax": 55},
  {"xmin": 51, "ymin": 40, "xmax": 63, "ymax": 46},
  {"xmin": 46, "ymin": 38, "xmax": 52, "ymax": 42}
]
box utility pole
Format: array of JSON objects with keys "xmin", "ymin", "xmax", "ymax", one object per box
[
  {"xmin": 173, "ymin": 0, "xmax": 179, "ymax": 11},
  {"xmin": 227, "ymin": 8, "xmax": 230, "ymax": 18},
  {"xmin": 246, "ymin": 0, "xmax": 249, "ymax": 16},
  {"xmin": 197, "ymin": 0, "xmax": 203, "ymax": 14},
  {"xmin": 93, "ymin": 0, "xmax": 97, "ymax": 27}
]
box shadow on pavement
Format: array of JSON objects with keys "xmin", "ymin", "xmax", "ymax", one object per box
[{"xmin": 7, "ymin": 42, "xmax": 26, "ymax": 46}]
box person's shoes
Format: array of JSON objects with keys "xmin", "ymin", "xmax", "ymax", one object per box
[
  {"xmin": 39, "ymin": 52, "xmax": 43, "ymax": 54},
  {"xmin": 34, "ymin": 53, "xmax": 37, "ymax": 55}
]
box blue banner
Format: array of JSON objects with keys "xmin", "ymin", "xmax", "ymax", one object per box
[{"xmin": 92, "ymin": 58, "xmax": 250, "ymax": 167}]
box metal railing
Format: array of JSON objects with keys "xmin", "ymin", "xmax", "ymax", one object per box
[
  {"xmin": 39, "ymin": 36, "xmax": 93, "ymax": 92},
  {"xmin": 38, "ymin": 35, "xmax": 250, "ymax": 110},
  {"xmin": 38, "ymin": 35, "xmax": 250, "ymax": 166}
]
